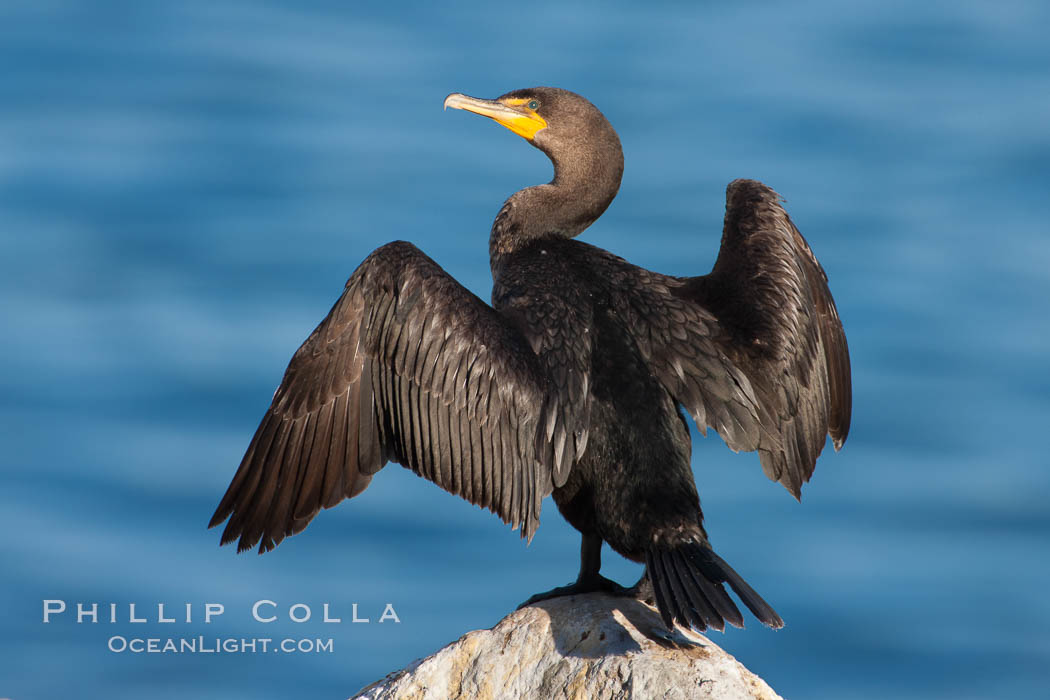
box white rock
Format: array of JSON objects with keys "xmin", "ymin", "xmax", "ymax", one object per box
[{"xmin": 352, "ymin": 593, "xmax": 783, "ymax": 700}]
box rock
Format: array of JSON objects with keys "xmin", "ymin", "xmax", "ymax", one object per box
[{"xmin": 352, "ymin": 593, "xmax": 782, "ymax": 700}]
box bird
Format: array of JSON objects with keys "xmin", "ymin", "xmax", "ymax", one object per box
[{"xmin": 209, "ymin": 86, "xmax": 851, "ymax": 633}]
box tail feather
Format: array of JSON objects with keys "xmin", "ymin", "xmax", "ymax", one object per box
[
  {"xmin": 663, "ymin": 550, "xmax": 730, "ymax": 632},
  {"xmin": 682, "ymin": 551, "xmax": 744, "ymax": 628},
  {"xmin": 689, "ymin": 546, "xmax": 784, "ymax": 627},
  {"xmin": 669, "ymin": 555, "xmax": 724, "ymax": 631},
  {"xmin": 646, "ymin": 549, "xmax": 676, "ymax": 630},
  {"xmin": 646, "ymin": 542, "xmax": 784, "ymax": 632}
]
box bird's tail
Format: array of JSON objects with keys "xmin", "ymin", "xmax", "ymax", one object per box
[{"xmin": 644, "ymin": 542, "xmax": 784, "ymax": 632}]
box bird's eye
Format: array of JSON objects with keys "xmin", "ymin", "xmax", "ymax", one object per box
[{"xmin": 527, "ymin": 100, "xmax": 539, "ymax": 110}]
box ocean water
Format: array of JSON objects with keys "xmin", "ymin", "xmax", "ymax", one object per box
[{"xmin": 2, "ymin": 1, "xmax": 1048, "ymax": 698}]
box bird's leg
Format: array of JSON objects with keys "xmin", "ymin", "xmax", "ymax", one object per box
[{"xmin": 518, "ymin": 533, "xmax": 634, "ymax": 609}]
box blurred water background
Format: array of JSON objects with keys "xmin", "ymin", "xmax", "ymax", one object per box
[{"xmin": 2, "ymin": 1, "xmax": 1048, "ymax": 698}]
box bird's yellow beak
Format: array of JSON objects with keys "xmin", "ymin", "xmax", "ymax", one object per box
[{"xmin": 444, "ymin": 93, "xmax": 547, "ymax": 140}]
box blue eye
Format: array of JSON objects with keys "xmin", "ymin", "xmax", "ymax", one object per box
[{"xmin": 527, "ymin": 100, "xmax": 539, "ymax": 110}]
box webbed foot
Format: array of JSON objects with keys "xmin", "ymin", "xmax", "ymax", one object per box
[{"xmin": 517, "ymin": 573, "xmax": 636, "ymax": 610}]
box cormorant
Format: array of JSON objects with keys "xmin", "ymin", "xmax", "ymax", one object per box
[{"xmin": 209, "ymin": 87, "xmax": 852, "ymax": 632}]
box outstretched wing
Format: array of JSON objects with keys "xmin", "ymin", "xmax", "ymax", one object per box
[
  {"xmin": 619, "ymin": 179, "xmax": 851, "ymax": 497},
  {"xmin": 209, "ymin": 241, "xmax": 563, "ymax": 552}
]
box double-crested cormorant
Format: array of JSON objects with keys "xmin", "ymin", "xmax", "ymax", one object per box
[{"xmin": 210, "ymin": 87, "xmax": 851, "ymax": 632}]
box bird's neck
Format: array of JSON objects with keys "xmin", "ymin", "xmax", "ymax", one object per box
[{"xmin": 489, "ymin": 143, "xmax": 623, "ymax": 271}]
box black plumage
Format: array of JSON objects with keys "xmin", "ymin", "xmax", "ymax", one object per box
[{"xmin": 210, "ymin": 87, "xmax": 852, "ymax": 632}]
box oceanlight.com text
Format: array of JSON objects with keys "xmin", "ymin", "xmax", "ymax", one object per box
[{"xmin": 107, "ymin": 636, "xmax": 335, "ymax": 654}]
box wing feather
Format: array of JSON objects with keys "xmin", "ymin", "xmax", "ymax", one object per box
[
  {"xmin": 210, "ymin": 241, "xmax": 559, "ymax": 551},
  {"xmin": 603, "ymin": 179, "xmax": 851, "ymax": 498}
]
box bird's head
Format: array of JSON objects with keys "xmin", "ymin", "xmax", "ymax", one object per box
[
  {"xmin": 444, "ymin": 87, "xmax": 621, "ymax": 170},
  {"xmin": 444, "ymin": 87, "xmax": 624, "ymax": 246}
]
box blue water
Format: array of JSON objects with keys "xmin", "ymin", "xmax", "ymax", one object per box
[{"xmin": 2, "ymin": 1, "xmax": 1048, "ymax": 698}]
